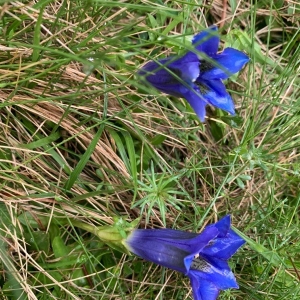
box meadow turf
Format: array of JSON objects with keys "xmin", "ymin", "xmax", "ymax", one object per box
[{"xmin": 0, "ymin": 1, "xmax": 299, "ymax": 299}]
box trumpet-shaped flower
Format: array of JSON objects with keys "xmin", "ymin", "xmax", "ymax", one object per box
[
  {"xmin": 125, "ymin": 215, "xmax": 245, "ymax": 300},
  {"xmin": 139, "ymin": 26, "xmax": 249, "ymax": 121}
]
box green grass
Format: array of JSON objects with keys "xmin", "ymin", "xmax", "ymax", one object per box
[{"xmin": 0, "ymin": 0, "xmax": 299, "ymax": 299}]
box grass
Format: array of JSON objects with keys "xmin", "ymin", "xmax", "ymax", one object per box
[{"xmin": 0, "ymin": 0, "xmax": 299, "ymax": 299}]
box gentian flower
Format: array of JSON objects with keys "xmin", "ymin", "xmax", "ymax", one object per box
[
  {"xmin": 125, "ymin": 215, "xmax": 245, "ymax": 300},
  {"xmin": 139, "ymin": 26, "xmax": 249, "ymax": 121}
]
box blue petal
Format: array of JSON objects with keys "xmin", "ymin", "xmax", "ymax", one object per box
[
  {"xmin": 180, "ymin": 86, "xmax": 208, "ymax": 122},
  {"xmin": 139, "ymin": 52, "xmax": 199, "ymax": 93},
  {"xmin": 192, "ymin": 26, "xmax": 219, "ymax": 55},
  {"xmin": 183, "ymin": 227, "xmax": 219, "ymax": 272},
  {"xmin": 139, "ymin": 52, "xmax": 200, "ymax": 99},
  {"xmin": 208, "ymin": 215, "xmax": 231, "ymax": 237},
  {"xmin": 127, "ymin": 228, "xmax": 198, "ymax": 241},
  {"xmin": 170, "ymin": 51, "xmax": 200, "ymax": 82},
  {"xmin": 198, "ymin": 216, "xmax": 245, "ymax": 259},
  {"xmin": 139, "ymin": 226, "xmax": 218, "ymax": 255},
  {"xmin": 145, "ymin": 82, "xmax": 188, "ymax": 98},
  {"xmin": 189, "ymin": 275, "xmax": 220, "ymax": 300},
  {"xmin": 201, "ymin": 230, "xmax": 245, "ymax": 260},
  {"xmin": 139, "ymin": 58, "xmax": 183, "ymax": 96},
  {"xmin": 200, "ymin": 47, "xmax": 250, "ymax": 80},
  {"xmin": 195, "ymin": 79, "xmax": 235, "ymax": 115},
  {"xmin": 125, "ymin": 229, "xmax": 189, "ymax": 273},
  {"xmin": 190, "ymin": 258, "xmax": 239, "ymax": 290},
  {"xmin": 126, "ymin": 227, "xmax": 218, "ymax": 273},
  {"xmin": 183, "ymin": 226, "xmax": 219, "ymax": 255}
]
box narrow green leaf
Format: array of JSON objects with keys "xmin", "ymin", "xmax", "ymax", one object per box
[
  {"xmin": 232, "ymin": 227, "xmax": 291, "ymax": 268},
  {"xmin": 32, "ymin": 6, "xmax": 44, "ymax": 62},
  {"xmin": 107, "ymin": 128, "xmax": 130, "ymax": 172},
  {"xmin": 64, "ymin": 124, "xmax": 105, "ymax": 190},
  {"xmin": 20, "ymin": 131, "xmax": 61, "ymax": 149}
]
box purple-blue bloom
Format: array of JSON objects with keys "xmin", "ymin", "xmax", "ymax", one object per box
[
  {"xmin": 125, "ymin": 215, "xmax": 245, "ymax": 300},
  {"xmin": 139, "ymin": 26, "xmax": 249, "ymax": 122}
]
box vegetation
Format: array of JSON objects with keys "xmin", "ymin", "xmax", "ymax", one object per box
[{"xmin": 0, "ymin": 1, "xmax": 299, "ymax": 299}]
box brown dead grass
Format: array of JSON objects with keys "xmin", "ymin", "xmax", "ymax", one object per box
[{"xmin": 0, "ymin": 1, "xmax": 299, "ymax": 299}]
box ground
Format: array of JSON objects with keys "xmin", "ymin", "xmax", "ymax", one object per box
[{"xmin": 0, "ymin": 1, "xmax": 299, "ymax": 299}]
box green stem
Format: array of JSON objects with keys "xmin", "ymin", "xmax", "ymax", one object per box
[
  {"xmin": 69, "ymin": 220, "xmax": 124, "ymax": 243},
  {"xmin": 70, "ymin": 220, "xmax": 97, "ymax": 235}
]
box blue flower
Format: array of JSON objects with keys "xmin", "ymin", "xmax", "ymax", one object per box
[
  {"xmin": 139, "ymin": 26, "xmax": 249, "ymax": 122},
  {"xmin": 125, "ymin": 215, "xmax": 245, "ymax": 300}
]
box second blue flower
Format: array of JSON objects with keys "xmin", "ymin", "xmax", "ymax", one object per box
[{"xmin": 139, "ymin": 26, "xmax": 249, "ymax": 122}]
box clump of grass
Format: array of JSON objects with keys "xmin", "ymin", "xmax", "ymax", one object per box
[{"xmin": 0, "ymin": 1, "xmax": 299, "ymax": 299}]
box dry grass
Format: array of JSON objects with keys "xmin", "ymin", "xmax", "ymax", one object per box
[{"xmin": 0, "ymin": 1, "xmax": 299, "ymax": 299}]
